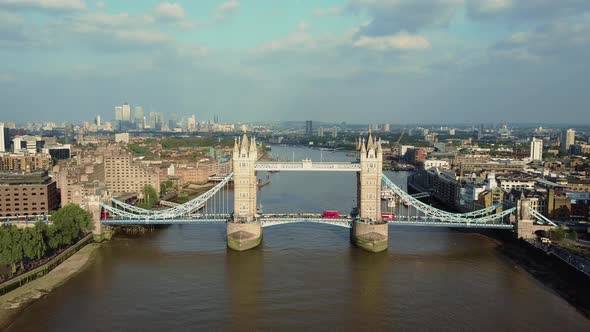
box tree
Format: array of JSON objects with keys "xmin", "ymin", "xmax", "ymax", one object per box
[
  {"xmin": 22, "ymin": 226, "xmax": 46, "ymax": 261},
  {"xmin": 50, "ymin": 204, "xmax": 92, "ymax": 246},
  {"xmin": 0, "ymin": 226, "xmax": 24, "ymax": 274},
  {"xmin": 139, "ymin": 185, "xmax": 158, "ymax": 209}
]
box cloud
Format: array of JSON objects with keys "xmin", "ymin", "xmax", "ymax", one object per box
[
  {"xmin": 0, "ymin": 0, "xmax": 85, "ymax": 11},
  {"xmin": 215, "ymin": 0, "xmax": 239, "ymax": 21},
  {"xmin": 313, "ymin": 6, "xmax": 343, "ymax": 17},
  {"xmin": 61, "ymin": 11, "xmax": 173, "ymax": 50},
  {"xmin": 467, "ymin": 0, "xmax": 590, "ymax": 20},
  {"xmin": 348, "ymin": 0, "xmax": 461, "ymax": 35},
  {"xmin": 491, "ymin": 17, "xmax": 590, "ymax": 60},
  {"xmin": 0, "ymin": 11, "xmax": 28, "ymax": 45},
  {"xmin": 155, "ymin": 2, "xmax": 185, "ymax": 21},
  {"xmin": 353, "ymin": 32, "xmax": 431, "ymax": 50},
  {"xmin": 219, "ymin": 0, "xmax": 239, "ymax": 13}
]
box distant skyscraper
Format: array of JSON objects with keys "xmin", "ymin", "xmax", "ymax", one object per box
[
  {"xmin": 561, "ymin": 128, "xmax": 575, "ymax": 153},
  {"xmin": 318, "ymin": 127, "xmax": 324, "ymax": 137},
  {"xmin": 383, "ymin": 124, "xmax": 391, "ymax": 132},
  {"xmin": 114, "ymin": 106, "xmax": 123, "ymax": 121},
  {"xmin": 134, "ymin": 106, "xmax": 144, "ymax": 125},
  {"xmin": 332, "ymin": 126, "xmax": 338, "ymax": 137},
  {"xmin": 305, "ymin": 120, "xmax": 313, "ymax": 137},
  {"xmin": 187, "ymin": 115, "xmax": 196, "ymax": 130},
  {"xmin": 122, "ymin": 103, "xmax": 131, "ymax": 122},
  {"xmin": 95, "ymin": 115, "xmax": 101, "ymax": 127},
  {"xmin": 530, "ymin": 137, "xmax": 543, "ymax": 161}
]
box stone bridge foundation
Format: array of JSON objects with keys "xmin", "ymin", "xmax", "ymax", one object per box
[
  {"xmin": 227, "ymin": 221, "xmax": 262, "ymax": 251},
  {"xmin": 88, "ymin": 195, "xmax": 113, "ymax": 242},
  {"xmin": 351, "ymin": 221, "xmax": 388, "ymax": 252}
]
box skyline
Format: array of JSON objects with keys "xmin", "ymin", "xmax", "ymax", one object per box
[{"xmin": 0, "ymin": 0, "xmax": 589, "ymax": 123}]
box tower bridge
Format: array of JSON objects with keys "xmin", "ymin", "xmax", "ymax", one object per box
[{"xmin": 91, "ymin": 133, "xmax": 556, "ymax": 252}]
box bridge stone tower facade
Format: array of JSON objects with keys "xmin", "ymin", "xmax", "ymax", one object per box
[
  {"xmin": 352, "ymin": 133, "xmax": 388, "ymax": 252},
  {"xmin": 227, "ymin": 134, "xmax": 262, "ymax": 251}
]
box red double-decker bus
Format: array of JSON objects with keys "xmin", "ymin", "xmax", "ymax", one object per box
[
  {"xmin": 322, "ymin": 211, "xmax": 341, "ymax": 219},
  {"xmin": 381, "ymin": 213, "xmax": 395, "ymax": 221}
]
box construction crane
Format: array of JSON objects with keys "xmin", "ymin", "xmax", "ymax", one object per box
[{"xmin": 391, "ymin": 130, "xmax": 405, "ymax": 154}]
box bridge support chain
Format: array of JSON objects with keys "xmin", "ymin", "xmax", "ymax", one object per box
[
  {"xmin": 227, "ymin": 220, "xmax": 262, "ymax": 251},
  {"xmin": 350, "ymin": 220, "xmax": 388, "ymax": 253},
  {"xmin": 88, "ymin": 195, "xmax": 113, "ymax": 242}
]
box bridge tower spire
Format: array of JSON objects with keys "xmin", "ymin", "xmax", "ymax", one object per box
[
  {"xmin": 353, "ymin": 132, "xmax": 388, "ymax": 252},
  {"xmin": 228, "ymin": 134, "xmax": 262, "ymax": 251}
]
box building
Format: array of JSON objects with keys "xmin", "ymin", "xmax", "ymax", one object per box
[
  {"xmin": 305, "ymin": 120, "xmax": 313, "ymax": 137},
  {"xmin": 423, "ymin": 159, "xmax": 450, "ymax": 170},
  {"xmin": 12, "ymin": 135, "xmax": 40, "ymax": 153},
  {"xmin": 187, "ymin": 115, "xmax": 196, "ymax": 131},
  {"xmin": 0, "ymin": 123, "xmax": 4, "ymax": 152},
  {"xmin": 448, "ymin": 128, "xmax": 456, "ymax": 135},
  {"xmin": 115, "ymin": 133, "xmax": 130, "ymax": 144},
  {"xmin": 0, "ymin": 171, "xmax": 59, "ymax": 217},
  {"xmin": 497, "ymin": 178, "xmax": 536, "ymax": 191},
  {"xmin": 0, "ymin": 153, "xmax": 52, "ymax": 172},
  {"xmin": 405, "ymin": 148, "xmax": 426, "ymax": 165},
  {"xmin": 121, "ymin": 103, "xmax": 131, "ymax": 122},
  {"xmin": 44, "ymin": 144, "xmax": 71, "ymax": 161},
  {"xmin": 561, "ymin": 128, "xmax": 575, "ymax": 153},
  {"xmin": 95, "ymin": 115, "xmax": 101, "ymax": 127},
  {"xmin": 134, "ymin": 106, "xmax": 143, "ymax": 125},
  {"xmin": 530, "ymin": 137, "xmax": 543, "ymax": 161},
  {"xmin": 331, "ymin": 127, "xmax": 338, "ymax": 137},
  {"xmin": 114, "ymin": 106, "xmax": 123, "ymax": 121},
  {"xmin": 318, "ymin": 127, "xmax": 324, "ymax": 137},
  {"xmin": 570, "ymin": 144, "xmax": 590, "ymax": 155},
  {"xmin": 103, "ymin": 147, "xmax": 160, "ymax": 195},
  {"xmin": 383, "ymin": 123, "xmax": 391, "ymax": 132}
]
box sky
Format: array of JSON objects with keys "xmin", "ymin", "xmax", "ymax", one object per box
[{"xmin": 0, "ymin": 0, "xmax": 589, "ymax": 124}]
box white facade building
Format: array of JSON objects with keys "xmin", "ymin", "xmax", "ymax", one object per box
[
  {"xmin": 0, "ymin": 123, "xmax": 5, "ymax": 153},
  {"xmin": 530, "ymin": 137, "xmax": 543, "ymax": 161},
  {"xmin": 423, "ymin": 159, "xmax": 450, "ymax": 170}
]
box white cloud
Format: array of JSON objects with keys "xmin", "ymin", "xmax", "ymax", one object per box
[
  {"xmin": 155, "ymin": 2, "xmax": 185, "ymax": 20},
  {"xmin": 219, "ymin": 0, "xmax": 239, "ymax": 12},
  {"xmin": 353, "ymin": 32, "xmax": 431, "ymax": 50},
  {"xmin": 475, "ymin": 0, "xmax": 513, "ymax": 14},
  {"xmin": 0, "ymin": 0, "xmax": 85, "ymax": 10}
]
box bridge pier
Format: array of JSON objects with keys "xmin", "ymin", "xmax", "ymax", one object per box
[
  {"xmin": 227, "ymin": 221, "xmax": 262, "ymax": 251},
  {"xmin": 88, "ymin": 195, "xmax": 112, "ymax": 242},
  {"xmin": 351, "ymin": 221, "xmax": 388, "ymax": 252}
]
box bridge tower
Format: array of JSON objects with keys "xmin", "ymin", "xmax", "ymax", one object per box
[
  {"xmin": 227, "ymin": 134, "xmax": 262, "ymax": 251},
  {"xmin": 352, "ymin": 132, "xmax": 388, "ymax": 252},
  {"xmin": 515, "ymin": 198, "xmax": 553, "ymax": 239}
]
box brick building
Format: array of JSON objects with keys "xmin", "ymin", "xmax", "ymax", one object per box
[{"xmin": 0, "ymin": 171, "xmax": 59, "ymax": 217}]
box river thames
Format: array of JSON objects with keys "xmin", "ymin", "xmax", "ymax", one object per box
[{"xmin": 7, "ymin": 146, "xmax": 590, "ymax": 331}]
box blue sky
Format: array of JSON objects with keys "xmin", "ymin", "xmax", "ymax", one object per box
[{"xmin": 0, "ymin": 0, "xmax": 589, "ymax": 124}]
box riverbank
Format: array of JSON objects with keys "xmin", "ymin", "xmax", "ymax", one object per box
[
  {"xmin": 471, "ymin": 230, "xmax": 590, "ymax": 320},
  {"xmin": 498, "ymin": 238, "xmax": 590, "ymax": 319},
  {"xmin": 0, "ymin": 243, "xmax": 101, "ymax": 330}
]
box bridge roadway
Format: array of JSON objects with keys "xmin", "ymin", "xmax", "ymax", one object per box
[
  {"xmin": 254, "ymin": 161, "xmax": 361, "ymax": 172},
  {"xmin": 101, "ymin": 213, "xmax": 514, "ymax": 230}
]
